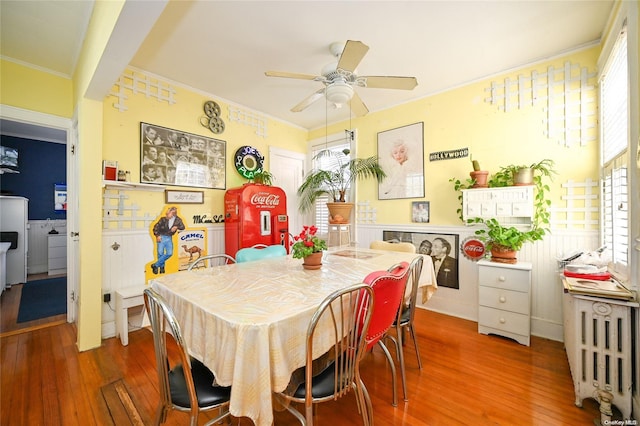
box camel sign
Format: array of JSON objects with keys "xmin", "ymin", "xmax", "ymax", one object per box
[{"xmin": 144, "ymin": 205, "xmax": 208, "ymax": 283}]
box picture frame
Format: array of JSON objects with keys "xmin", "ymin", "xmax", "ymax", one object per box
[
  {"xmin": 377, "ymin": 122, "xmax": 425, "ymax": 200},
  {"xmin": 140, "ymin": 122, "xmax": 226, "ymax": 189},
  {"xmin": 411, "ymin": 201, "xmax": 430, "ymax": 223},
  {"xmin": 165, "ymin": 190, "xmax": 204, "ymax": 204},
  {"xmin": 383, "ymin": 230, "xmax": 459, "ymax": 289}
]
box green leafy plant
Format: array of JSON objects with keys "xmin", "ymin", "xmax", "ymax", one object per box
[
  {"xmin": 291, "ymin": 225, "xmax": 328, "ymax": 259},
  {"xmin": 452, "ymin": 159, "xmax": 556, "ymax": 252},
  {"xmin": 297, "ymin": 149, "xmax": 386, "ymax": 213},
  {"xmin": 251, "ymin": 170, "xmax": 274, "ymax": 185}
]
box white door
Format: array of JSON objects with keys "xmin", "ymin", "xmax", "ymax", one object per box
[
  {"xmin": 66, "ymin": 117, "xmax": 79, "ymax": 322},
  {"xmin": 268, "ymin": 147, "xmax": 306, "ymax": 243}
]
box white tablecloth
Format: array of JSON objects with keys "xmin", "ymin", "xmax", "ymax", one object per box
[{"xmin": 150, "ymin": 248, "xmax": 436, "ymax": 426}]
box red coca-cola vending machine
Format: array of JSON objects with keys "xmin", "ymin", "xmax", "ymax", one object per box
[{"xmin": 224, "ymin": 183, "xmax": 289, "ymax": 257}]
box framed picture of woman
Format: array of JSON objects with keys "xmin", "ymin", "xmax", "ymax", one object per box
[{"xmin": 377, "ymin": 122, "xmax": 425, "ymax": 200}]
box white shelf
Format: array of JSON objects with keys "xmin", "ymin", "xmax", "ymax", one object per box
[{"xmin": 102, "ymin": 180, "xmax": 165, "ymax": 192}]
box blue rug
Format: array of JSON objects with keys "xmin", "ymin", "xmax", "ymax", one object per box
[{"xmin": 17, "ymin": 277, "xmax": 67, "ymax": 323}]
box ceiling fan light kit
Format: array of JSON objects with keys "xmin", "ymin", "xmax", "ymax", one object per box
[
  {"xmin": 265, "ymin": 39, "xmax": 418, "ymax": 117},
  {"xmin": 326, "ymin": 80, "xmax": 354, "ymax": 105}
]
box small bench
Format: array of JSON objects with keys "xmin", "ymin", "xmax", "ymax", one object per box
[{"xmin": 115, "ymin": 285, "xmax": 147, "ymax": 346}]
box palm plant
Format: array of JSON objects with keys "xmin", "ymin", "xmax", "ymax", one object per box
[{"xmin": 297, "ymin": 149, "xmax": 386, "ymax": 213}]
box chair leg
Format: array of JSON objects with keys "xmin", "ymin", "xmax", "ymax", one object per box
[
  {"xmin": 376, "ymin": 340, "xmax": 397, "ymax": 406},
  {"xmin": 358, "ymin": 379, "xmax": 374, "ymax": 426},
  {"xmin": 155, "ymin": 404, "xmax": 169, "ymax": 425},
  {"xmin": 408, "ymin": 324, "xmax": 423, "ymax": 369},
  {"xmin": 395, "ymin": 328, "xmax": 408, "ymax": 402}
]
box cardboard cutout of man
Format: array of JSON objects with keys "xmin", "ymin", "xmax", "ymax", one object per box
[{"xmin": 150, "ymin": 206, "xmax": 185, "ymax": 274}]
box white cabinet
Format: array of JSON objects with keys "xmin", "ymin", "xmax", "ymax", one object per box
[
  {"xmin": 48, "ymin": 234, "xmax": 67, "ymax": 275},
  {"xmin": 478, "ymin": 259, "xmax": 532, "ymax": 346},
  {"xmin": 462, "ymin": 186, "xmax": 534, "ymax": 225}
]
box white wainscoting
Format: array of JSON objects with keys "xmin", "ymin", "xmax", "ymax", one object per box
[
  {"xmin": 27, "ymin": 220, "xmax": 67, "ymax": 274},
  {"xmin": 356, "ymin": 224, "xmax": 599, "ymax": 342},
  {"xmin": 101, "ymin": 225, "xmax": 225, "ymax": 338}
]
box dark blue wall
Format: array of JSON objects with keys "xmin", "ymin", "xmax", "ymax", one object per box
[{"xmin": 1, "ymin": 135, "xmax": 66, "ymax": 220}]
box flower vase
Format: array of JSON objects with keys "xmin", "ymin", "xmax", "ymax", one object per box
[{"xmin": 302, "ymin": 251, "xmax": 323, "ymax": 270}]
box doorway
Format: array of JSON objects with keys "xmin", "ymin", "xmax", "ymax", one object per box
[{"xmin": 0, "ymin": 106, "xmax": 77, "ymax": 335}]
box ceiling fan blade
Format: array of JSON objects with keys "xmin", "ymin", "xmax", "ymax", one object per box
[
  {"xmin": 337, "ymin": 40, "xmax": 369, "ymax": 73},
  {"xmin": 360, "ymin": 76, "xmax": 418, "ymax": 90},
  {"xmin": 348, "ymin": 91, "xmax": 369, "ymax": 117},
  {"xmin": 291, "ymin": 88, "xmax": 326, "ymax": 112},
  {"xmin": 265, "ymin": 71, "xmax": 320, "ymax": 81}
]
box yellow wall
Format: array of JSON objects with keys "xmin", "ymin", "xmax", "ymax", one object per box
[
  {"xmin": 102, "ymin": 75, "xmax": 308, "ymax": 223},
  {"xmin": 312, "ymin": 46, "xmax": 601, "ymax": 225},
  {"xmin": 71, "ymin": 1, "xmax": 126, "ymax": 350},
  {"xmin": 0, "ymin": 59, "xmax": 73, "ymax": 118}
]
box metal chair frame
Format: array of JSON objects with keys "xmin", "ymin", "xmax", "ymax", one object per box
[
  {"xmin": 362, "ymin": 263, "xmax": 410, "ymax": 407},
  {"xmin": 143, "ymin": 288, "xmax": 231, "ymax": 426},
  {"xmin": 386, "ymin": 256, "xmax": 424, "ymax": 403},
  {"xmin": 275, "ymin": 284, "xmax": 375, "ymax": 426},
  {"xmin": 187, "ymin": 254, "xmax": 236, "ymax": 271}
]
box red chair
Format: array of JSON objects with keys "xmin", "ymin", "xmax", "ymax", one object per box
[{"xmin": 362, "ymin": 262, "xmax": 410, "ymax": 407}]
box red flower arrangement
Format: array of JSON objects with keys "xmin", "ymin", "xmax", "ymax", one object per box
[{"xmin": 291, "ymin": 225, "xmax": 328, "ymax": 259}]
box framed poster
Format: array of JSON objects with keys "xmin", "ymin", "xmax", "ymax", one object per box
[
  {"xmin": 383, "ymin": 230, "xmax": 459, "ymax": 289},
  {"xmin": 378, "ymin": 122, "xmax": 425, "ymax": 200},
  {"xmin": 140, "ymin": 122, "xmax": 226, "ymax": 189}
]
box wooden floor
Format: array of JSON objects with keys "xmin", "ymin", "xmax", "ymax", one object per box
[{"xmin": 1, "ymin": 305, "xmax": 609, "ymax": 425}]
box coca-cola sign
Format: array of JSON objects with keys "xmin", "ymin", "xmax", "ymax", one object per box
[
  {"xmin": 250, "ymin": 192, "xmax": 280, "ymax": 207},
  {"xmin": 461, "ymin": 236, "xmax": 486, "ymax": 261}
]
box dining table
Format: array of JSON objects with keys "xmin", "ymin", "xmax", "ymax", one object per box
[{"xmin": 149, "ymin": 247, "xmax": 437, "ymax": 426}]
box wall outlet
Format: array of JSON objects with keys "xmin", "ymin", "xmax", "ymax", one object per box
[{"xmin": 103, "ymin": 293, "xmax": 111, "ymax": 303}]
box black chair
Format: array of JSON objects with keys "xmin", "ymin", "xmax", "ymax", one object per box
[
  {"xmin": 187, "ymin": 254, "xmax": 236, "ymax": 271},
  {"xmin": 143, "ymin": 288, "xmax": 231, "ymax": 426},
  {"xmin": 275, "ymin": 283, "xmax": 375, "ymax": 426}
]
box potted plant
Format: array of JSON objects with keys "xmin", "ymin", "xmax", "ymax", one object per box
[
  {"xmin": 488, "ymin": 159, "xmax": 555, "ymax": 187},
  {"xmin": 469, "ymin": 156, "xmax": 489, "ymax": 188},
  {"xmin": 471, "ymin": 217, "xmax": 547, "ymax": 263},
  {"xmin": 297, "ymin": 149, "xmax": 386, "ymax": 223},
  {"xmin": 291, "ymin": 225, "xmax": 328, "ymax": 269},
  {"xmin": 251, "ymin": 170, "xmax": 274, "ymax": 185}
]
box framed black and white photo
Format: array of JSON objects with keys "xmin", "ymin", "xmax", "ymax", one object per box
[
  {"xmin": 411, "ymin": 201, "xmax": 430, "ymax": 223},
  {"xmin": 383, "ymin": 230, "xmax": 459, "ymax": 289},
  {"xmin": 377, "ymin": 122, "xmax": 425, "ymax": 200},
  {"xmin": 140, "ymin": 122, "xmax": 226, "ymax": 189}
]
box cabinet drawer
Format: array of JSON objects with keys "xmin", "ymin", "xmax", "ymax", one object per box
[
  {"xmin": 49, "ymin": 246, "xmax": 66, "ymax": 259},
  {"xmin": 48, "ymin": 257, "xmax": 66, "ymax": 269},
  {"xmin": 478, "ymin": 306, "xmax": 529, "ymax": 336},
  {"xmin": 478, "ymin": 266, "xmax": 530, "ymax": 292},
  {"xmin": 479, "ymin": 286, "xmax": 529, "ymax": 315},
  {"xmin": 48, "ymin": 235, "xmax": 67, "ymax": 248}
]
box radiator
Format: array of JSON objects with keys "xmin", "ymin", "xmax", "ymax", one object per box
[
  {"xmin": 27, "ymin": 220, "xmax": 66, "ymax": 274},
  {"xmin": 562, "ymin": 291, "xmax": 638, "ymax": 419}
]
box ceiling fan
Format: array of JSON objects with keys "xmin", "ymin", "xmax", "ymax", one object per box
[{"xmin": 265, "ymin": 40, "xmax": 418, "ymax": 117}]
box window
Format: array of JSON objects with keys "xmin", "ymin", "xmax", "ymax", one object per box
[
  {"xmin": 600, "ymin": 27, "xmax": 628, "ymax": 275},
  {"xmin": 309, "ymin": 133, "xmax": 352, "ymax": 235}
]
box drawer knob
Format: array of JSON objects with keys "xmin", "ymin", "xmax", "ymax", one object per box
[
  {"xmin": 499, "ymin": 317, "xmax": 506, "ymax": 324},
  {"xmin": 499, "ymin": 296, "xmax": 506, "ymax": 303},
  {"xmin": 498, "ymin": 276, "xmax": 506, "ymax": 282}
]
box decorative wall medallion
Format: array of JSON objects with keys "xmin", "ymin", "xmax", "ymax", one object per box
[
  {"xmin": 200, "ymin": 100, "xmax": 225, "ymax": 134},
  {"xmin": 461, "ymin": 236, "xmax": 486, "ymax": 261}
]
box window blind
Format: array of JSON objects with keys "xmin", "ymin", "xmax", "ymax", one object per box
[{"xmin": 600, "ymin": 27, "xmax": 628, "ymax": 274}]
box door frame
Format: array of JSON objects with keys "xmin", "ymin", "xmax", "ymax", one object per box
[{"xmin": 0, "ymin": 104, "xmax": 77, "ymax": 323}]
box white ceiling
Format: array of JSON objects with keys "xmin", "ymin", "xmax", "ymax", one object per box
[{"xmin": 1, "ymin": 0, "xmax": 614, "ymax": 133}]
